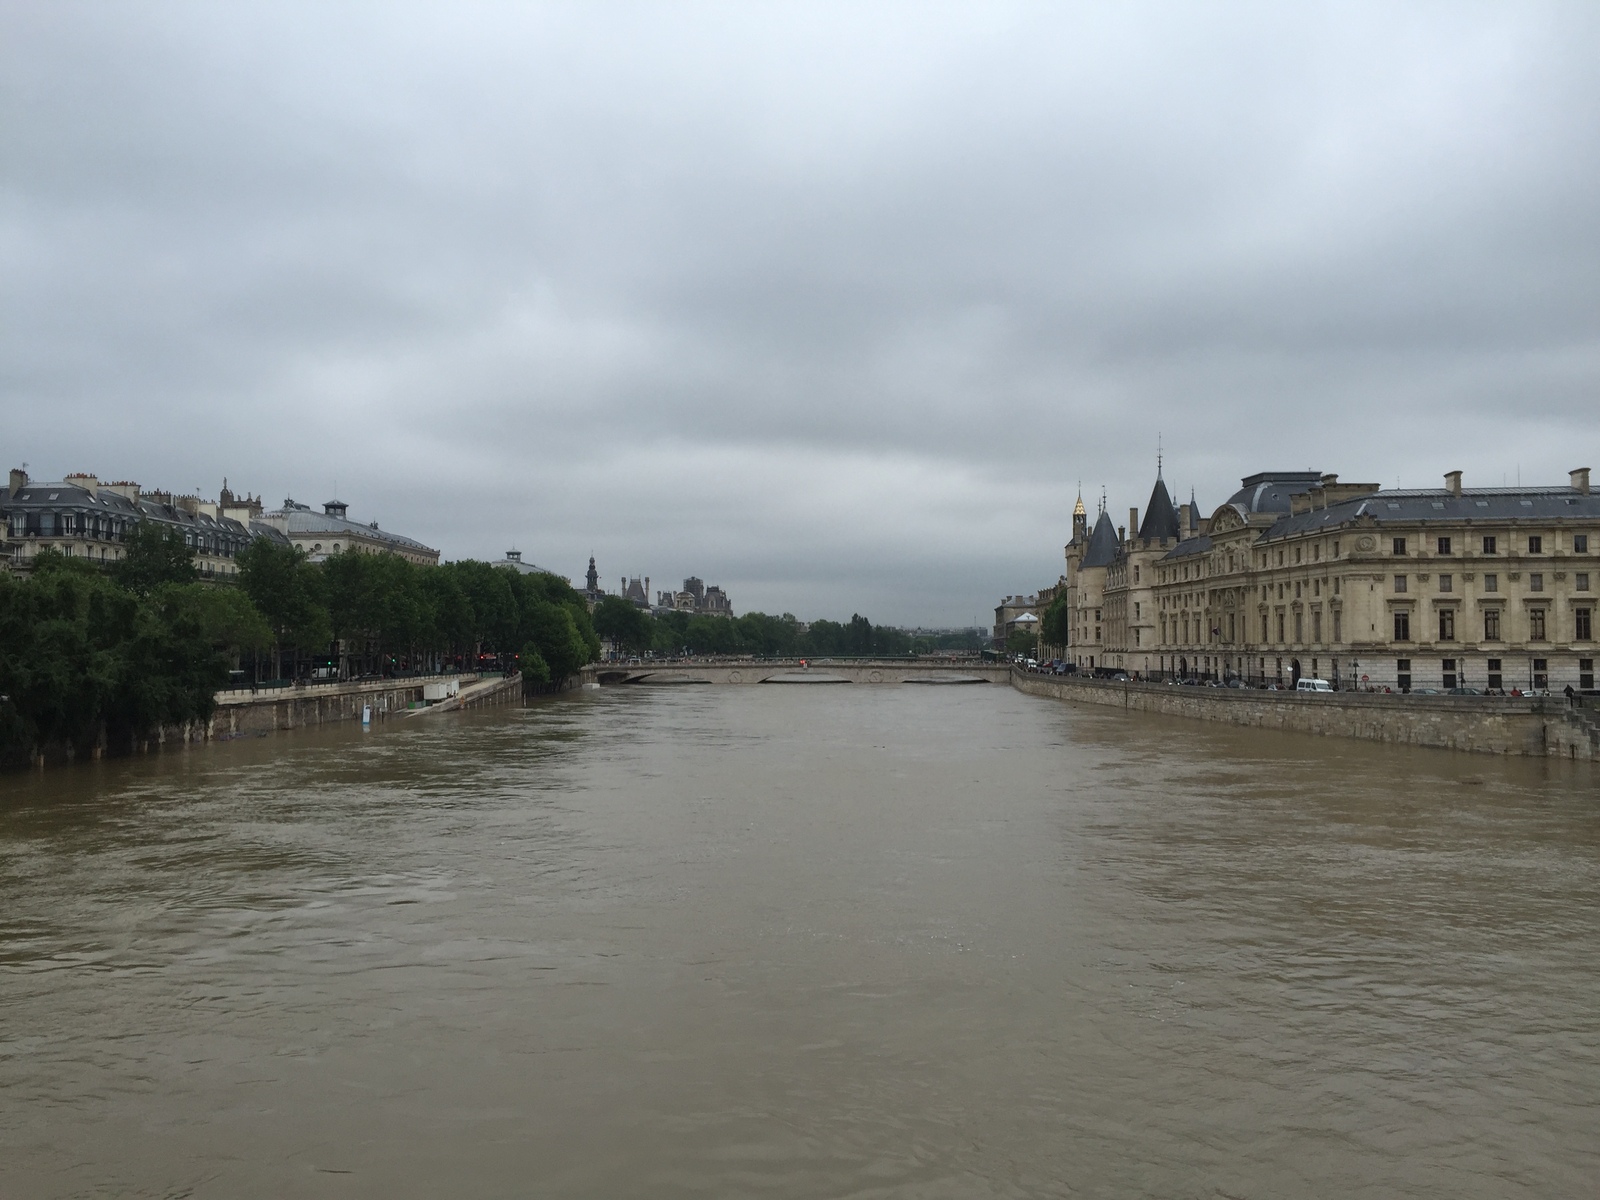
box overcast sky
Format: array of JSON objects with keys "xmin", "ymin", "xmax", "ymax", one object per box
[{"xmin": 4, "ymin": 3, "xmax": 1598, "ymax": 625}]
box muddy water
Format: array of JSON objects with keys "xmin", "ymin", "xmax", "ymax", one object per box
[{"xmin": 1, "ymin": 685, "xmax": 1596, "ymax": 1197}]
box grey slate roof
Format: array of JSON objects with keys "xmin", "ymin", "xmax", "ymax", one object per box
[
  {"xmin": 269, "ymin": 500, "xmax": 436, "ymax": 554},
  {"xmin": 1262, "ymin": 487, "xmax": 1600, "ymax": 540},
  {"xmin": 1080, "ymin": 510, "xmax": 1122, "ymax": 568},
  {"xmin": 1162, "ymin": 534, "xmax": 1212, "ymax": 561},
  {"xmin": 1137, "ymin": 476, "xmax": 1182, "ymax": 541},
  {"xmin": 1222, "ymin": 471, "xmax": 1323, "ymax": 516}
]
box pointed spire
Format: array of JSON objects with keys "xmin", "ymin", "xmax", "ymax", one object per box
[
  {"xmin": 1156, "ymin": 434, "xmax": 1163, "ymax": 480},
  {"xmin": 1073, "ymin": 482, "xmax": 1085, "ymax": 518}
]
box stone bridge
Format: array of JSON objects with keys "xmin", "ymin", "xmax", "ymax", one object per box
[{"xmin": 581, "ymin": 659, "xmax": 1008, "ymax": 686}]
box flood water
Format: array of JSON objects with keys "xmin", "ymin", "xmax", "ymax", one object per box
[{"xmin": 2, "ymin": 684, "xmax": 1597, "ymax": 1198}]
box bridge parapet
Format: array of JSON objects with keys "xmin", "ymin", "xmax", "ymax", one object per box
[{"xmin": 580, "ymin": 659, "xmax": 1007, "ymax": 686}]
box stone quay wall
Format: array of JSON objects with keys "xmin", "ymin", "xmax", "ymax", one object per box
[
  {"xmin": 1010, "ymin": 669, "xmax": 1598, "ymax": 762},
  {"xmin": 209, "ymin": 675, "xmax": 480, "ymax": 738}
]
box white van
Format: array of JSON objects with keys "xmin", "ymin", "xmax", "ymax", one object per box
[{"xmin": 1295, "ymin": 678, "xmax": 1334, "ymax": 693}]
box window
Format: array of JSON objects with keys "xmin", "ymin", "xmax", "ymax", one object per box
[
  {"xmin": 1437, "ymin": 536, "xmax": 1452, "ymax": 554},
  {"xmin": 1393, "ymin": 537, "xmax": 1407, "ymax": 555},
  {"xmin": 1439, "ymin": 574, "xmax": 1452, "ymax": 592},
  {"xmin": 1530, "ymin": 573, "xmax": 1544, "ymax": 592},
  {"xmin": 1134, "ymin": 602, "xmax": 1141, "ymax": 619},
  {"xmin": 1277, "ymin": 612, "xmax": 1285, "ymax": 642},
  {"xmin": 1484, "ymin": 609, "xmax": 1501, "ymax": 640},
  {"xmin": 1484, "ymin": 574, "xmax": 1498, "ymax": 592},
  {"xmin": 1313, "ymin": 579, "xmax": 1321, "ymax": 596},
  {"xmin": 1533, "ymin": 658, "xmax": 1549, "ymax": 689},
  {"xmin": 1134, "ymin": 567, "xmax": 1140, "ymax": 582},
  {"xmin": 1333, "ymin": 540, "xmax": 1340, "ymax": 556},
  {"xmin": 1294, "ymin": 613, "xmax": 1303, "ymax": 642},
  {"xmin": 1394, "ymin": 575, "xmax": 1408, "ymax": 593},
  {"xmin": 1334, "ymin": 577, "xmax": 1341, "ymax": 595},
  {"xmin": 1397, "ymin": 658, "xmax": 1412, "ymax": 692},
  {"xmin": 1578, "ymin": 573, "xmax": 1591, "ymax": 591},
  {"xmin": 1482, "ymin": 535, "xmax": 1497, "ymax": 554},
  {"xmin": 1439, "ymin": 609, "xmax": 1455, "ymax": 640},
  {"xmin": 1261, "ymin": 614, "xmax": 1269, "ymax": 641},
  {"xmin": 1295, "ymin": 582, "xmax": 1302, "ymax": 598},
  {"xmin": 1528, "ymin": 535, "xmax": 1543, "ymax": 554},
  {"xmin": 1581, "ymin": 658, "xmax": 1595, "ymax": 690},
  {"xmin": 1312, "ymin": 610, "xmax": 1322, "ymax": 642},
  {"xmin": 1333, "ymin": 611, "xmax": 1342, "ymax": 642},
  {"xmin": 1443, "ymin": 658, "xmax": 1457, "ymax": 689},
  {"xmin": 1576, "ymin": 534, "xmax": 1590, "ymax": 553},
  {"xmin": 1488, "ymin": 658, "xmax": 1503, "ymax": 690},
  {"xmin": 1578, "ymin": 608, "xmax": 1593, "ymax": 641},
  {"xmin": 1394, "ymin": 611, "xmax": 1411, "ymax": 641},
  {"xmin": 1530, "ymin": 608, "xmax": 1547, "ymax": 640}
]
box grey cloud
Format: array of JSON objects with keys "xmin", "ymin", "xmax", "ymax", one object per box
[{"xmin": 3, "ymin": 2, "xmax": 1598, "ymax": 624}]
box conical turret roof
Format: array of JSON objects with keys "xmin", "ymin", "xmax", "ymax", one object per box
[
  {"xmin": 1137, "ymin": 475, "xmax": 1181, "ymax": 541},
  {"xmin": 1081, "ymin": 509, "xmax": 1121, "ymax": 568}
]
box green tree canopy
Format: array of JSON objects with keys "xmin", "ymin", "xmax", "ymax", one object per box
[
  {"xmin": 592, "ymin": 595, "xmax": 653, "ymax": 654},
  {"xmin": 111, "ymin": 522, "xmax": 197, "ymax": 595}
]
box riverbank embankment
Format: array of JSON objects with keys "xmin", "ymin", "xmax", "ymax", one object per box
[
  {"xmin": 1011, "ymin": 668, "xmax": 1599, "ymax": 762},
  {"xmin": 209, "ymin": 674, "xmax": 488, "ymax": 740}
]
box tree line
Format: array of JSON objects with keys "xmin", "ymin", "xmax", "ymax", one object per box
[
  {"xmin": 0, "ymin": 526, "xmax": 601, "ymax": 766},
  {"xmin": 589, "ymin": 598, "xmax": 983, "ymax": 659},
  {"xmin": 1, "ymin": 525, "xmax": 970, "ymax": 767}
]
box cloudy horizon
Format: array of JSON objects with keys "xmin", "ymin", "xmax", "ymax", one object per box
[{"xmin": 5, "ymin": 2, "xmax": 1598, "ymax": 625}]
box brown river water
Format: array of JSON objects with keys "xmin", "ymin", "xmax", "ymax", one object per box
[{"xmin": 1, "ymin": 684, "xmax": 1597, "ymax": 1198}]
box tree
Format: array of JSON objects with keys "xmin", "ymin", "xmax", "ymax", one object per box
[
  {"xmin": 1005, "ymin": 626, "xmax": 1038, "ymax": 658},
  {"xmin": 592, "ymin": 595, "xmax": 653, "ymax": 654},
  {"xmin": 111, "ymin": 522, "xmax": 197, "ymax": 595},
  {"xmin": 1041, "ymin": 595, "xmax": 1069, "ymax": 652},
  {"xmin": 518, "ymin": 641, "xmax": 551, "ymax": 688},
  {"xmin": 238, "ymin": 539, "xmax": 328, "ymax": 678},
  {"xmin": 522, "ymin": 599, "xmax": 589, "ymax": 683}
]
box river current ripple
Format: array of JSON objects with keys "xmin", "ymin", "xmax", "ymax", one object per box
[{"xmin": 1, "ymin": 685, "xmax": 1596, "ymax": 1197}]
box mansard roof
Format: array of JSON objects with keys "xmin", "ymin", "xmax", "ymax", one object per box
[
  {"xmin": 1160, "ymin": 533, "xmax": 1212, "ymax": 562},
  {"xmin": 1137, "ymin": 476, "xmax": 1181, "ymax": 541},
  {"xmin": 1222, "ymin": 471, "xmax": 1322, "ymax": 517},
  {"xmin": 1080, "ymin": 509, "xmax": 1121, "ymax": 568},
  {"xmin": 1261, "ymin": 486, "xmax": 1600, "ymax": 540}
]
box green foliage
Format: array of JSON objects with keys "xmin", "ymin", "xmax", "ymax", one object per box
[
  {"xmin": 111, "ymin": 522, "xmax": 198, "ymax": 595},
  {"xmin": 1005, "ymin": 627, "xmax": 1039, "ymax": 657},
  {"xmin": 518, "ymin": 641, "xmax": 551, "ymax": 687},
  {"xmin": 1041, "ymin": 595, "xmax": 1069, "ymax": 650},
  {"xmin": 592, "ymin": 595, "xmax": 653, "ymax": 653},
  {"xmin": 0, "ymin": 563, "xmax": 228, "ymax": 766},
  {"xmin": 522, "ymin": 599, "xmax": 589, "ymax": 683},
  {"xmin": 238, "ymin": 539, "xmax": 328, "ymax": 652}
]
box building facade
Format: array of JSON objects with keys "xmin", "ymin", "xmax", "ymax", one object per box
[
  {"xmin": 1064, "ymin": 465, "xmax": 1598, "ymax": 693},
  {"xmin": 2, "ymin": 470, "xmax": 282, "ymax": 578},
  {"xmin": 260, "ymin": 498, "xmax": 439, "ymax": 566}
]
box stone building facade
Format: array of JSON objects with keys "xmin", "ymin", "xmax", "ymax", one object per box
[
  {"xmin": 1065, "ymin": 465, "xmax": 1598, "ymax": 693},
  {"xmin": 259, "ymin": 498, "xmax": 439, "ymax": 566},
  {"xmin": 2, "ymin": 469, "xmax": 284, "ymax": 578}
]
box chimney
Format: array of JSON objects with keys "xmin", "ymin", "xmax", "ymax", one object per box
[
  {"xmin": 1444, "ymin": 470, "xmax": 1463, "ymax": 496},
  {"xmin": 1129, "ymin": 508, "xmax": 1139, "ymax": 540},
  {"xmin": 65, "ymin": 472, "xmax": 99, "ymax": 497},
  {"xmin": 8, "ymin": 467, "xmax": 26, "ymax": 497},
  {"xmin": 1178, "ymin": 503, "xmax": 1191, "ymax": 537},
  {"xmin": 1118, "ymin": 525, "xmax": 1126, "ymax": 545},
  {"xmin": 1572, "ymin": 467, "xmax": 1591, "ymax": 495}
]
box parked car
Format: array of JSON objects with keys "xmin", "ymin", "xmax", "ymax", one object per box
[{"xmin": 1295, "ymin": 678, "xmax": 1334, "ymax": 693}]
